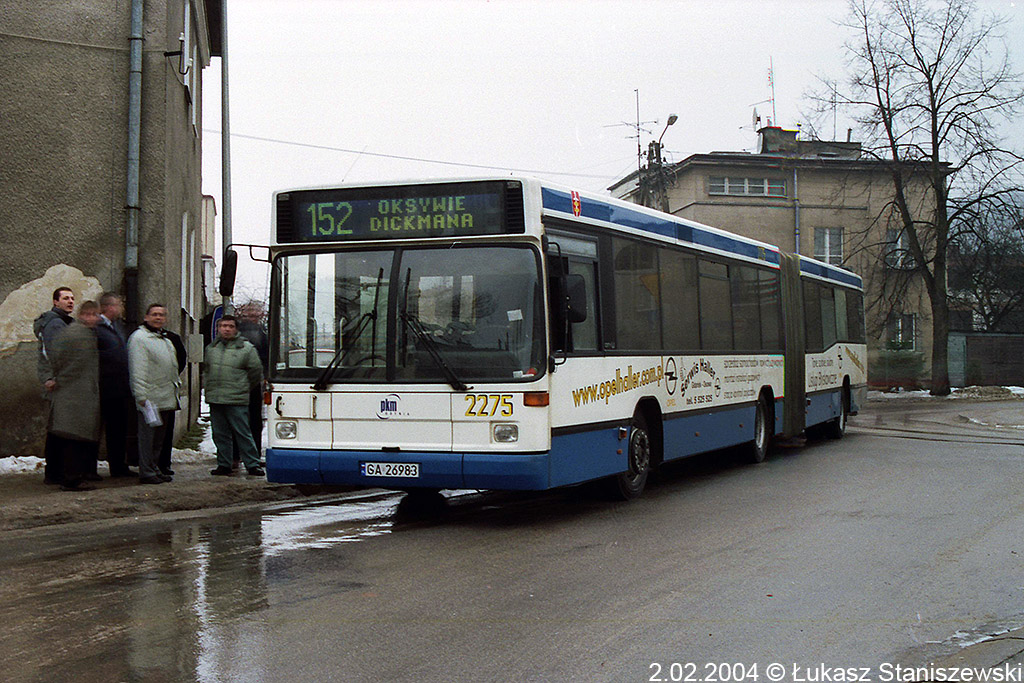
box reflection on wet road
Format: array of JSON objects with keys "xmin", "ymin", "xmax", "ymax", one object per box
[
  {"xmin": 4, "ymin": 422, "xmax": 1024, "ymax": 681},
  {"xmin": 0, "ymin": 492, "xmax": 409, "ymax": 682}
]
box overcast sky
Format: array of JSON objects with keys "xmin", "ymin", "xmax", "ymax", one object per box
[{"xmin": 201, "ymin": 0, "xmax": 1024, "ymax": 296}]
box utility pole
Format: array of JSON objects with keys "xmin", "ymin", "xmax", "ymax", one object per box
[{"xmin": 648, "ymin": 114, "xmax": 678, "ymax": 212}]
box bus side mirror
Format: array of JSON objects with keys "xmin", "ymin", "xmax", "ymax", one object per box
[
  {"xmin": 219, "ymin": 248, "xmax": 238, "ymax": 297},
  {"xmin": 566, "ymin": 273, "xmax": 587, "ymax": 324}
]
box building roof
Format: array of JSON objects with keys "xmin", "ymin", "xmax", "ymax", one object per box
[{"xmin": 606, "ymin": 127, "xmax": 895, "ymax": 195}]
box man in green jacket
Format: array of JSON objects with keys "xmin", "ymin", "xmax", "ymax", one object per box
[{"xmin": 205, "ymin": 314, "xmax": 264, "ymax": 476}]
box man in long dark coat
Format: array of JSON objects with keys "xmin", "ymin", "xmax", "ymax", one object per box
[
  {"xmin": 34, "ymin": 286, "xmax": 75, "ymax": 484},
  {"xmin": 48, "ymin": 301, "xmax": 103, "ymax": 491}
]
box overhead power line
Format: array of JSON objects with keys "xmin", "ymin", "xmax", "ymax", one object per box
[{"xmin": 202, "ymin": 129, "xmax": 619, "ymax": 180}]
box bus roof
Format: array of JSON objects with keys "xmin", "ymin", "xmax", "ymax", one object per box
[
  {"xmin": 271, "ymin": 176, "xmax": 863, "ymax": 291},
  {"xmin": 536, "ymin": 180, "xmax": 863, "ymax": 290}
]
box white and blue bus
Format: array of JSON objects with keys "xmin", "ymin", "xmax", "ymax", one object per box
[{"xmin": 263, "ymin": 177, "xmax": 866, "ymax": 499}]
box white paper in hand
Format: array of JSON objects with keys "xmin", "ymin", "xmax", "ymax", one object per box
[{"xmin": 143, "ymin": 400, "xmax": 162, "ymax": 427}]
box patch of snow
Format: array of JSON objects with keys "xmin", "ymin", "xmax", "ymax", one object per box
[
  {"xmin": 172, "ymin": 448, "xmax": 216, "ymax": 463},
  {"xmin": 868, "ymin": 389, "xmax": 933, "ymax": 400},
  {"xmin": 0, "ymin": 456, "xmax": 44, "ymax": 474}
]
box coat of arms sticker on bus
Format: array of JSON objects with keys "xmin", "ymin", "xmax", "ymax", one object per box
[{"xmin": 571, "ymin": 190, "xmax": 582, "ymax": 217}]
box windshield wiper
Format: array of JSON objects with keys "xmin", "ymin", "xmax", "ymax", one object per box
[
  {"xmin": 312, "ymin": 267, "xmax": 384, "ymax": 390},
  {"xmin": 400, "ymin": 312, "xmax": 471, "ymax": 392}
]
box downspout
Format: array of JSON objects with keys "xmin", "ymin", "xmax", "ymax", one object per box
[
  {"xmin": 792, "ymin": 165, "xmax": 801, "ymax": 254},
  {"xmin": 221, "ymin": 2, "xmax": 233, "ymax": 314},
  {"xmin": 124, "ymin": 0, "xmax": 144, "ymax": 328}
]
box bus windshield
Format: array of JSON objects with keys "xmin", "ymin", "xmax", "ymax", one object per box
[{"xmin": 273, "ymin": 245, "xmax": 545, "ymax": 384}]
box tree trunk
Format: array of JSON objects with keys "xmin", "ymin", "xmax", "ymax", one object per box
[{"xmin": 930, "ymin": 288, "xmax": 951, "ymax": 395}]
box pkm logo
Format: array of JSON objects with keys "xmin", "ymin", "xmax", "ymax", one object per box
[
  {"xmin": 571, "ymin": 191, "xmax": 582, "ymax": 217},
  {"xmin": 376, "ymin": 393, "xmax": 402, "ymax": 419}
]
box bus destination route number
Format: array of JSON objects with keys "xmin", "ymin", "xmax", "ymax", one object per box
[{"xmin": 278, "ymin": 181, "xmax": 520, "ymax": 243}]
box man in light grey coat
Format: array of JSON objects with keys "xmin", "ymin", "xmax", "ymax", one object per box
[
  {"xmin": 128, "ymin": 304, "xmax": 180, "ymax": 485},
  {"xmin": 48, "ymin": 300, "xmax": 103, "ymax": 491}
]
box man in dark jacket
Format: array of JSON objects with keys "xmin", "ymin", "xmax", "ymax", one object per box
[
  {"xmin": 34, "ymin": 286, "xmax": 75, "ymax": 484},
  {"xmin": 48, "ymin": 301, "xmax": 103, "ymax": 491},
  {"xmin": 96, "ymin": 292, "xmax": 137, "ymax": 477}
]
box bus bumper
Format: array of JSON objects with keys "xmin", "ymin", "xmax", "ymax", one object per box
[{"xmin": 266, "ymin": 448, "xmax": 551, "ymax": 490}]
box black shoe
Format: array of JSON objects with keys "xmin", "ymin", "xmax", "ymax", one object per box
[
  {"xmin": 159, "ymin": 474, "xmax": 173, "ymax": 482},
  {"xmin": 60, "ymin": 482, "xmax": 96, "ymax": 491},
  {"xmin": 160, "ymin": 468, "xmax": 174, "ymax": 476},
  {"xmin": 247, "ymin": 467, "xmax": 265, "ymax": 477},
  {"xmin": 109, "ymin": 469, "xmax": 138, "ymax": 478},
  {"xmin": 210, "ymin": 466, "xmax": 233, "ymax": 476},
  {"xmin": 84, "ymin": 473, "xmax": 103, "ymax": 482},
  {"xmin": 139, "ymin": 476, "xmax": 165, "ymax": 485}
]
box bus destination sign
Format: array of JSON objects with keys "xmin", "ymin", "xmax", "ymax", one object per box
[{"xmin": 277, "ymin": 181, "xmax": 523, "ymax": 243}]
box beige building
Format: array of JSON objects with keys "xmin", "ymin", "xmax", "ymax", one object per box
[
  {"xmin": 0, "ymin": 1, "xmax": 222, "ymax": 456},
  {"xmin": 609, "ymin": 127, "xmax": 936, "ymax": 387}
]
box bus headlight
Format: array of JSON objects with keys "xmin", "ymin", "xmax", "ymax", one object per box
[
  {"xmin": 492, "ymin": 423, "xmax": 519, "ymax": 443},
  {"xmin": 275, "ymin": 421, "xmax": 297, "ymax": 439}
]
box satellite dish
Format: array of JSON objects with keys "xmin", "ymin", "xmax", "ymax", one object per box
[{"xmin": 752, "ymin": 108, "xmax": 761, "ymax": 129}]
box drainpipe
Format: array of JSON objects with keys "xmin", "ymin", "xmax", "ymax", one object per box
[
  {"xmin": 221, "ymin": 2, "xmax": 233, "ymax": 314},
  {"xmin": 792, "ymin": 166, "xmax": 801, "ymax": 254},
  {"xmin": 124, "ymin": 0, "xmax": 144, "ymax": 328}
]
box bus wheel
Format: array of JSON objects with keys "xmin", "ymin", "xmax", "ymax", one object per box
[
  {"xmin": 748, "ymin": 396, "xmax": 770, "ymax": 464},
  {"xmin": 825, "ymin": 388, "xmax": 849, "ymax": 439},
  {"xmin": 607, "ymin": 412, "xmax": 651, "ymax": 500}
]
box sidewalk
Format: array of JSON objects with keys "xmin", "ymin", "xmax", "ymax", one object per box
[{"xmin": 0, "ymin": 452, "xmax": 351, "ymax": 533}]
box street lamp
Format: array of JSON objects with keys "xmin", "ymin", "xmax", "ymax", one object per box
[{"xmin": 658, "ymin": 113, "xmax": 678, "ymax": 147}]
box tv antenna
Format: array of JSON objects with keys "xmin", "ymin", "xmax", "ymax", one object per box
[{"xmin": 603, "ymin": 89, "xmax": 658, "ymax": 179}]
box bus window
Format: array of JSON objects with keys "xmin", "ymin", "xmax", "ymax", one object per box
[
  {"xmin": 803, "ymin": 280, "xmax": 823, "ymax": 351},
  {"xmin": 613, "ymin": 238, "xmax": 661, "ymax": 350},
  {"xmin": 759, "ymin": 269, "xmax": 782, "ymax": 351},
  {"xmin": 699, "ymin": 259, "xmax": 733, "ymax": 350},
  {"xmin": 660, "ymin": 249, "xmax": 699, "ymax": 350},
  {"xmin": 847, "ymin": 291, "xmax": 866, "ymax": 343},
  {"xmin": 821, "ymin": 286, "xmax": 837, "ymax": 349},
  {"xmin": 731, "ymin": 265, "xmax": 762, "ymax": 351},
  {"xmin": 835, "ymin": 288, "xmax": 849, "ymax": 341},
  {"xmin": 567, "ymin": 259, "xmax": 599, "ymax": 351}
]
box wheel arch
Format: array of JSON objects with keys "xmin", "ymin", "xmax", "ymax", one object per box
[
  {"xmin": 634, "ymin": 396, "xmax": 664, "ymax": 468},
  {"xmin": 758, "ymin": 385, "xmax": 777, "ymax": 436}
]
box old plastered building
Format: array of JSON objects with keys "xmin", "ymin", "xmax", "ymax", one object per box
[
  {"xmin": 609, "ymin": 126, "xmax": 936, "ymax": 387},
  {"xmin": 0, "ymin": 1, "xmax": 223, "ymax": 456}
]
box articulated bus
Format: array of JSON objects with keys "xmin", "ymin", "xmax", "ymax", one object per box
[{"xmin": 263, "ymin": 177, "xmax": 867, "ymax": 499}]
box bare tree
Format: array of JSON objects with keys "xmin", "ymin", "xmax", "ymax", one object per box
[
  {"xmin": 949, "ymin": 195, "xmax": 1024, "ymax": 332},
  {"xmin": 815, "ymin": 0, "xmax": 1024, "ymax": 394}
]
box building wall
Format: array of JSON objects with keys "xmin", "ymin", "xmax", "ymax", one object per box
[{"xmin": 0, "ymin": 0, "xmax": 214, "ymax": 456}]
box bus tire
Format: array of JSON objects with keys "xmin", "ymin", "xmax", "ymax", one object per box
[
  {"xmin": 607, "ymin": 411, "xmax": 652, "ymax": 500},
  {"xmin": 825, "ymin": 387, "xmax": 849, "ymax": 440},
  {"xmin": 748, "ymin": 395, "xmax": 770, "ymax": 464}
]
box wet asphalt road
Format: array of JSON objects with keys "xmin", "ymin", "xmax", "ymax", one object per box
[{"xmin": 3, "ymin": 402, "xmax": 1024, "ymax": 682}]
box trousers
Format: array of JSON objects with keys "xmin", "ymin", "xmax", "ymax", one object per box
[{"xmin": 210, "ymin": 403, "xmax": 261, "ymax": 470}]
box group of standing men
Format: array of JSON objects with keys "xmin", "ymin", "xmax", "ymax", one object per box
[{"xmin": 36, "ymin": 287, "xmax": 267, "ymax": 491}]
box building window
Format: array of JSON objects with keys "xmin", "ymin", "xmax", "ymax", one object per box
[
  {"xmin": 885, "ymin": 228, "xmax": 914, "ymax": 269},
  {"xmin": 709, "ymin": 176, "xmax": 786, "ymax": 198},
  {"xmin": 886, "ymin": 313, "xmax": 915, "ymax": 350},
  {"xmin": 814, "ymin": 227, "xmax": 844, "ymax": 266}
]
